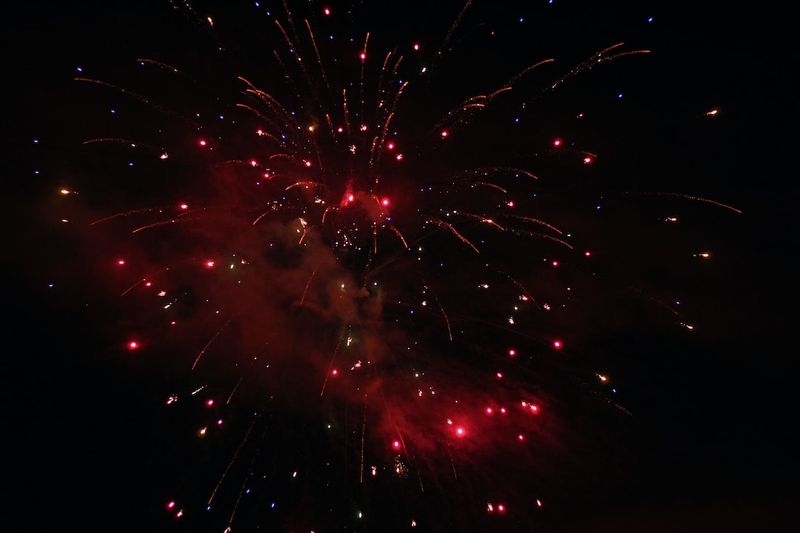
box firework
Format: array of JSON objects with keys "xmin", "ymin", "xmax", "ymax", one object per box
[{"xmin": 48, "ymin": 1, "xmax": 744, "ymax": 530}]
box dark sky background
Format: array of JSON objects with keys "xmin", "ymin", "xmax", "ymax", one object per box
[{"xmin": 4, "ymin": 0, "xmax": 798, "ymax": 531}]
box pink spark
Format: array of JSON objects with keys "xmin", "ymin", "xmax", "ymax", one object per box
[
  {"xmin": 198, "ymin": 139, "xmax": 207, "ymax": 147},
  {"xmin": 381, "ymin": 197, "xmax": 390, "ymax": 207},
  {"xmin": 552, "ymin": 339, "xmax": 563, "ymax": 350},
  {"xmin": 205, "ymin": 399, "xmax": 214, "ymax": 408},
  {"xmin": 553, "ymin": 138, "xmax": 562, "ymax": 147},
  {"xmin": 204, "ymin": 260, "xmax": 215, "ymax": 269},
  {"xmin": 126, "ymin": 340, "xmax": 140, "ymax": 351}
]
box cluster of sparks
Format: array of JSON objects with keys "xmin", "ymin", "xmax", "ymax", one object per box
[{"xmin": 40, "ymin": 1, "xmax": 742, "ymax": 530}]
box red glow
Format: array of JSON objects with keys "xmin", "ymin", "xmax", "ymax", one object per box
[
  {"xmin": 440, "ymin": 130, "xmax": 448, "ymax": 138},
  {"xmin": 552, "ymin": 339, "xmax": 563, "ymax": 350},
  {"xmin": 386, "ymin": 142, "xmax": 395, "ymax": 150},
  {"xmin": 205, "ymin": 399, "xmax": 214, "ymax": 408},
  {"xmin": 396, "ymin": 153, "xmax": 404, "ymax": 161},
  {"xmin": 413, "ymin": 43, "xmax": 420, "ymax": 51},
  {"xmin": 392, "ymin": 440, "xmax": 401, "ymax": 450},
  {"xmin": 553, "ymin": 138, "xmax": 562, "ymax": 147},
  {"xmin": 584, "ymin": 250, "xmax": 592, "ymax": 257},
  {"xmin": 166, "ymin": 501, "xmax": 176, "ymax": 511},
  {"xmin": 323, "ymin": 6, "xmax": 331, "ymax": 16},
  {"xmin": 359, "ymin": 51, "xmax": 367, "ymax": 61},
  {"xmin": 348, "ymin": 194, "xmax": 355, "ymax": 203},
  {"xmin": 198, "ymin": 139, "xmax": 207, "ymax": 147},
  {"xmin": 583, "ymin": 156, "xmax": 593, "ymax": 164},
  {"xmin": 170, "ymin": 321, "xmax": 176, "ymax": 326},
  {"xmin": 205, "ymin": 260, "xmax": 215, "ymax": 269},
  {"xmin": 179, "ymin": 203, "xmax": 189, "ymax": 210},
  {"xmin": 506, "ymin": 201, "xmax": 515, "ymax": 208},
  {"xmin": 499, "ymin": 407, "xmax": 507, "ymax": 414},
  {"xmin": 250, "ymin": 159, "xmax": 258, "ymax": 167},
  {"xmin": 508, "ymin": 348, "xmax": 516, "ymax": 357},
  {"xmin": 304, "ymin": 160, "xmax": 312, "ymax": 167},
  {"xmin": 144, "ymin": 281, "xmax": 152, "ymax": 287},
  {"xmin": 127, "ymin": 340, "xmax": 140, "ymax": 351},
  {"xmin": 455, "ymin": 426, "xmax": 465, "ymax": 437},
  {"xmin": 381, "ymin": 197, "xmax": 390, "ymax": 207},
  {"xmin": 518, "ymin": 434, "xmax": 525, "ymax": 441},
  {"xmin": 485, "ymin": 407, "xmax": 494, "ymax": 415},
  {"xmin": 217, "ymin": 419, "xmax": 223, "ymax": 425},
  {"xmin": 331, "ymin": 369, "xmax": 339, "ymax": 376},
  {"xmin": 116, "ymin": 259, "xmax": 126, "ymax": 266},
  {"xmin": 551, "ymin": 260, "xmax": 559, "ymax": 267},
  {"xmin": 497, "ymin": 504, "xmax": 506, "ymax": 513},
  {"xmin": 496, "ymin": 372, "xmax": 503, "ymax": 379}
]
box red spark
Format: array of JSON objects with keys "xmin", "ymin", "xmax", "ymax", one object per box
[
  {"xmin": 583, "ymin": 156, "xmax": 593, "ymax": 164},
  {"xmin": 116, "ymin": 259, "xmax": 126, "ymax": 266},
  {"xmin": 304, "ymin": 160, "xmax": 312, "ymax": 167},
  {"xmin": 552, "ymin": 339, "xmax": 563, "ymax": 350},
  {"xmin": 508, "ymin": 348, "xmax": 516, "ymax": 357},
  {"xmin": 359, "ymin": 51, "xmax": 367, "ymax": 61},
  {"xmin": 455, "ymin": 426, "xmax": 465, "ymax": 437},
  {"xmin": 323, "ymin": 6, "xmax": 331, "ymax": 16},
  {"xmin": 517, "ymin": 434, "xmax": 525, "ymax": 441},
  {"xmin": 198, "ymin": 139, "xmax": 207, "ymax": 147},
  {"xmin": 413, "ymin": 43, "xmax": 420, "ymax": 51},
  {"xmin": 551, "ymin": 260, "xmax": 559, "ymax": 267},
  {"xmin": 440, "ymin": 130, "xmax": 448, "ymax": 138},
  {"xmin": 392, "ymin": 440, "xmax": 401, "ymax": 450},
  {"xmin": 553, "ymin": 138, "xmax": 562, "ymax": 147},
  {"xmin": 166, "ymin": 501, "xmax": 176, "ymax": 511},
  {"xmin": 331, "ymin": 369, "xmax": 339, "ymax": 376},
  {"xmin": 205, "ymin": 399, "xmax": 214, "ymax": 408},
  {"xmin": 179, "ymin": 203, "xmax": 189, "ymax": 210},
  {"xmin": 386, "ymin": 142, "xmax": 395, "ymax": 150},
  {"xmin": 584, "ymin": 250, "xmax": 592, "ymax": 257},
  {"xmin": 204, "ymin": 260, "xmax": 215, "ymax": 269},
  {"xmin": 496, "ymin": 372, "xmax": 503, "ymax": 379},
  {"xmin": 497, "ymin": 504, "xmax": 506, "ymax": 513},
  {"xmin": 381, "ymin": 197, "xmax": 390, "ymax": 207},
  {"xmin": 485, "ymin": 407, "xmax": 494, "ymax": 415},
  {"xmin": 396, "ymin": 153, "xmax": 404, "ymax": 161},
  {"xmin": 126, "ymin": 340, "xmax": 140, "ymax": 351}
]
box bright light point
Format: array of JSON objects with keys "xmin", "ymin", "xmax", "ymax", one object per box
[
  {"xmin": 386, "ymin": 142, "xmax": 395, "ymax": 150},
  {"xmin": 323, "ymin": 6, "xmax": 331, "ymax": 15},
  {"xmin": 665, "ymin": 216, "xmax": 679, "ymax": 223},
  {"xmin": 127, "ymin": 340, "xmax": 140, "ymax": 351},
  {"xmin": 198, "ymin": 139, "xmax": 207, "ymax": 147},
  {"xmin": 584, "ymin": 250, "xmax": 592, "ymax": 257},
  {"xmin": 331, "ymin": 369, "xmax": 339, "ymax": 376},
  {"xmin": 706, "ymin": 108, "xmax": 719, "ymax": 116},
  {"xmin": 583, "ymin": 156, "xmax": 593, "ymax": 164},
  {"xmin": 159, "ymin": 152, "xmax": 169, "ymax": 160},
  {"xmin": 598, "ymin": 374, "xmax": 608, "ymax": 382},
  {"xmin": 392, "ymin": 440, "xmax": 401, "ymax": 450},
  {"xmin": 487, "ymin": 503, "xmax": 494, "ymax": 512},
  {"xmin": 205, "ymin": 398, "xmax": 214, "ymax": 407},
  {"xmin": 308, "ymin": 125, "xmax": 315, "ymax": 132},
  {"xmin": 485, "ymin": 407, "xmax": 494, "ymax": 415},
  {"xmin": 381, "ymin": 197, "xmax": 390, "ymax": 206},
  {"xmin": 552, "ymin": 260, "xmax": 559, "ymax": 267},
  {"xmin": 347, "ymin": 194, "xmax": 354, "ymax": 202},
  {"xmin": 116, "ymin": 259, "xmax": 126, "ymax": 266},
  {"xmin": 396, "ymin": 153, "xmax": 404, "ymax": 161},
  {"xmin": 552, "ymin": 339, "xmax": 563, "ymax": 350},
  {"xmin": 198, "ymin": 427, "xmax": 207, "ymax": 436},
  {"xmin": 455, "ymin": 426, "xmax": 465, "ymax": 437},
  {"xmin": 205, "ymin": 260, "xmax": 215, "ymax": 269},
  {"xmin": 497, "ymin": 504, "xmax": 506, "ymax": 513},
  {"xmin": 536, "ymin": 499, "xmax": 543, "ymax": 507},
  {"xmin": 304, "ymin": 160, "xmax": 312, "ymax": 167},
  {"xmin": 250, "ymin": 159, "xmax": 258, "ymax": 167},
  {"xmin": 59, "ymin": 188, "xmax": 70, "ymax": 195},
  {"xmin": 500, "ymin": 407, "xmax": 506, "ymax": 414},
  {"xmin": 697, "ymin": 252, "xmax": 712, "ymax": 259},
  {"xmin": 179, "ymin": 203, "xmax": 189, "ymax": 210},
  {"xmin": 440, "ymin": 130, "xmax": 448, "ymax": 138},
  {"xmin": 166, "ymin": 501, "xmax": 176, "ymax": 510},
  {"xmin": 217, "ymin": 419, "xmax": 223, "ymax": 425},
  {"xmin": 553, "ymin": 138, "xmax": 562, "ymax": 147},
  {"xmin": 508, "ymin": 348, "xmax": 516, "ymax": 357},
  {"xmin": 518, "ymin": 434, "xmax": 525, "ymax": 441},
  {"xmin": 506, "ymin": 201, "xmax": 514, "ymax": 208},
  {"xmin": 496, "ymin": 372, "xmax": 503, "ymax": 379},
  {"xmin": 413, "ymin": 43, "xmax": 420, "ymax": 51},
  {"xmin": 359, "ymin": 52, "xmax": 366, "ymax": 61}
]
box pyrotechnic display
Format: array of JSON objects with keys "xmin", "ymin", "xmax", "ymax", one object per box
[{"xmin": 15, "ymin": 0, "xmax": 794, "ymax": 531}]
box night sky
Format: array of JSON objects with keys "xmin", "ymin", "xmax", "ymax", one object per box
[{"xmin": 5, "ymin": 1, "xmax": 797, "ymax": 531}]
